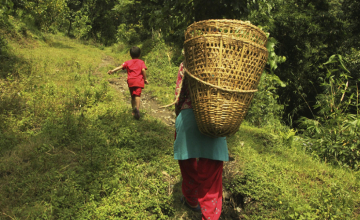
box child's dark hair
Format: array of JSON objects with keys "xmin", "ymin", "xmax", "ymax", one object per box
[{"xmin": 130, "ymin": 46, "xmax": 141, "ymax": 58}]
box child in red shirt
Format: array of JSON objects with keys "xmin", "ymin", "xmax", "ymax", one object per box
[{"xmin": 108, "ymin": 46, "xmax": 148, "ymax": 119}]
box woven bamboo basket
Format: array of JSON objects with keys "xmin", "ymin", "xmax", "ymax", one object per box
[{"xmin": 183, "ymin": 19, "xmax": 268, "ymax": 137}]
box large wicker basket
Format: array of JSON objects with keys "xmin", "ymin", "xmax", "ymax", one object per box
[{"xmin": 184, "ymin": 19, "xmax": 268, "ymax": 137}]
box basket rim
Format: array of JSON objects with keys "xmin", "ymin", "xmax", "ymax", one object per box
[
  {"xmin": 183, "ymin": 34, "xmax": 269, "ymax": 51},
  {"xmin": 185, "ymin": 19, "xmax": 267, "ymax": 38}
]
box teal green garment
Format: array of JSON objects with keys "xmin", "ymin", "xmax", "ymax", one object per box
[{"xmin": 174, "ymin": 108, "xmax": 229, "ymax": 161}]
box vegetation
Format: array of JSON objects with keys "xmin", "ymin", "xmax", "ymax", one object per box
[
  {"xmin": 299, "ymin": 55, "xmax": 360, "ymax": 170},
  {"xmin": 0, "ymin": 30, "xmax": 178, "ymax": 219},
  {"xmin": 1, "ymin": 0, "xmax": 360, "ymax": 219},
  {"xmin": 226, "ymin": 124, "xmax": 359, "ymax": 219}
]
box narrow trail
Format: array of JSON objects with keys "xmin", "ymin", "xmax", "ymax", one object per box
[
  {"xmin": 97, "ymin": 55, "xmax": 241, "ymax": 219},
  {"xmin": 98, "ymin": 55, "xmax": 176, "ymax": 125}
]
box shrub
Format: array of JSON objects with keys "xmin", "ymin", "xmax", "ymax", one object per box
[
  {"xmin": 246, "ymin": 72, "xmax": 285, "ymax": 128},
  {"xmin": 142, "ymin": 37, "xmax": 179, "ymax": 107},
  {"xmin": 299, "ymin": 55, "xmax": 360, "ymax": 169},
  {"xmin": 246, "ymin": 37, "xmax": 287, "ymax": 128}
]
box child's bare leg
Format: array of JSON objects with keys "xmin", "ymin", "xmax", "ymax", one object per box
[
  {"xmin": 132, "ymin": 95, "xmax": 141, "ymax": 119},
  {"xmin": 131, "ymin": 96, "xmax": 136, "ymax": 109},
  {"xmin": 131, "ymin": 96, "xmax": 136, "ymax": 115},
  {"xmin": 134, "ymin": 96, "xmax": 141, "ymax": 110}
]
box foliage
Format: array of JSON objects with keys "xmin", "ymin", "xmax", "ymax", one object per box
[
  {"xmin": 342, "ymin": 0, "xmax": 360, "ymax": 49},
  {"xmin": 7, "ymin": 0, "xmax": 121, "ymax": 44},
  {"xmin": 0, "ymin": 31, "xmax": 7, "ymax": 58},
  {"xmin": 0, "ymin": 0, "xmax": 13, "ymax": 18},
  {"xmin": 142, "ymin": 38, "xmax": 179, "ymax": 107},
  {"xmin": 299, "ymin": 55, "xmax": 360, "ymax": 169},
  {"xmin": 110, "ymin": 0, "xmax": 269, "ymax": 47},
  {"xmin": 345, "ymin": 48, "xmax": 360, "ymax": 78},
  {"xmin": 246, "ymin": 37, "xmax": 286, "ymax": 128},
  {"xmin": 135, "ymin": 0, "xmax": 250, "ymax": 47},
  {"xmin": 247, "ymin": 0, "xmax": 354, "ymax": 126},
  {"xmin": 62, "ymin": 0, "xmax": 82, "ymax": 36},
  {"xmin": 116, "ymin": 23, "xmax": 142, "ymax": 45},
  {"xmin": 71, "ymin": 10, "xmax": 92, "ymax": 39},
  {"xmin": 112, "ymin": 0, "xmax": 149, "ymax": 45},
  {"xmin": 81, "ymin": 0, "xmax": 120, "ymax": 45},
  {"xmin": 246, "ymin": 72, "xmax": 285, "ymax": 128},
  {"xmin": 0, "ymin": 0, "xmax": 12, "ymax": 56},
  {"xmin": 15, "ymin": 0, "xmax": 68, "ymax": 32}
]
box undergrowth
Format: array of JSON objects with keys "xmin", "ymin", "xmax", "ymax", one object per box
[{"xmin": 299, "ymin": 55, "xmax": 360, "ymax": 170}]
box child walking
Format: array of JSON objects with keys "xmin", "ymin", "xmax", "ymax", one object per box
[{"xmin": 108, "ymin": 46, "xmax": 148, "ymax": 119}]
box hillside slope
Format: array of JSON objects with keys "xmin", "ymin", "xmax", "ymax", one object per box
[{"xmin": 0, "ymin": 30, "xmax": 359, "ymax": 219}]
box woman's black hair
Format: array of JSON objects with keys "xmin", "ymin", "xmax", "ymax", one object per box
[{"xmin": 130, "ymin": 46, "xmax": 141, "ymax": 58}]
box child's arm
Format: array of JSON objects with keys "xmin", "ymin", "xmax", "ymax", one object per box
[
  {"xmin": 108, "ymin": 65, "xmax": 123, "ymax": 75},
  {"xmin": 142, "ymin": 68, "xmax": 149, "ymax": 84}
]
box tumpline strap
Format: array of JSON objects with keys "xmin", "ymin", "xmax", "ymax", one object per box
[{"xmin": 159, "ymin": 68, "xmax": 258, "ymax": 108}]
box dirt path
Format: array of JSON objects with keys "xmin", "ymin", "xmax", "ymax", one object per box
[
  {"xmin": 100, "ymin": 55, "xmax": 176, "ymax": 125},
  {"xmin": 100, "ymin": 55, "xmax": 241, "ymax": 219}
]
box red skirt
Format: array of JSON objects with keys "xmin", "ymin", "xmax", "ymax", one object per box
[{"xmin": 179, "ymin": 158, "xmax": 223, "ymax": 220}]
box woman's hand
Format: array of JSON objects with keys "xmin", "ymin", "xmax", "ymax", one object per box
[
  {"xmin": 145, "ymin": 80, "xmax": 149, "ymax": 84},
  {"xmin": 107, "ymin": 70, "xmax": 113, "ymax": 75}
]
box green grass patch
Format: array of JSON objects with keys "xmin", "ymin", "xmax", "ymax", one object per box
[
  {"xmin": 226, "ymin": 124, "xmax": 360, "ymax": 219},
  {"xmin": 0, "ymin": 31, "xmax": 181, "ymax": 219}
]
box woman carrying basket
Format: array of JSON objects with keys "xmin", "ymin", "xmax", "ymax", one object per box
[{"xmin": 174, "ymin": 62, "xmax": 229, "ymax": 220}]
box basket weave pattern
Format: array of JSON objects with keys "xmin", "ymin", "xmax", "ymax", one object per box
[{"xmin": 184, "ymin": 19, "xmax": 268, "ymax": 137}]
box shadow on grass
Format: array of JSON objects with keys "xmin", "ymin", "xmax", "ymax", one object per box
[
  {"xmin": 47, "ymin": 41, "xmax": 74, "ymax": 49},
  {"xmin": 228, "ymin": 126, "xmax": 278, "ymax": 155},
  {"xmin": 0, "ymin": 106, "xmax": 291, "ymax": 219},
  {"xmin": 0, "ymin": 108, "xmax": 183, "ymax": 219},
  {"xmin": 0, "ymin": 45, "xmax": 32, "ymax": 79}
]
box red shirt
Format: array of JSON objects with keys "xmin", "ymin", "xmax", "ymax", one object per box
[{"xmin": 122, "ymin": 59, "xmax": 147, "ymax": 88}]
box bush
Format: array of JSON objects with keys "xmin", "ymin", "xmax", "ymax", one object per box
[
  {"xmin": 0, "ymin": 11, "xmax": 10, "ymax": 62},
  {"xmin": 246, "ymin": 37, "xmax": 287, "ymax": 129},
  {"xmin": 246, "ymin": 72, "xmax": 285, "ymax": 128},
  {"xmin": 299, "ymin": 55, "xmax": 360, "ymax": 169},
  {"xmin": 142, "ymin": 37, "xmax": 179, "ymax": 107}
]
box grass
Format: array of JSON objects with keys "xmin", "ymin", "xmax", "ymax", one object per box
[
  {"xmin": 1, "ymin": 20, "xmax": 360, "ymax": 219},
  {"xmin": 0, "ymin": 31, "xmax": 180, "ymax": 219},
  {"xmin": 226, "ymin": 124, "xmax": 360, "ymax": 219}
]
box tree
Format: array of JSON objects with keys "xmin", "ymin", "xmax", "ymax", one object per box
[
  {"xmin": 248, "ymin": 0, "xmax": 349, "ymax": 125},
  {"xmin": 82, "ymin": 0, "xmax": 119, "ymax": 44},
  {"xmin": 65, "ymin": 0, "xmax": 83, "ymax": 36}
]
